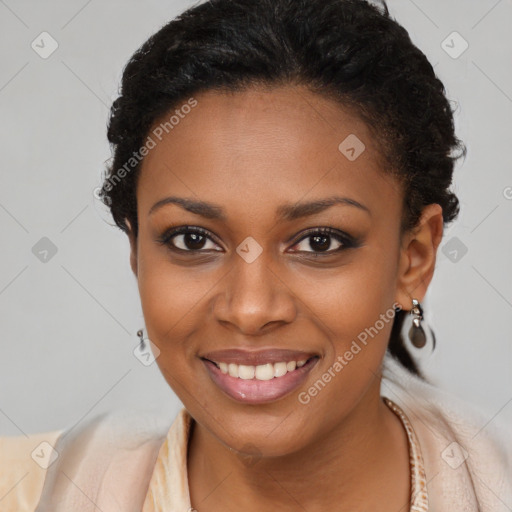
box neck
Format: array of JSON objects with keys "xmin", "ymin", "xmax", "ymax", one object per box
[{"xmin": 187, "ymin": 377, "xmax": 411, "ymax": 512}]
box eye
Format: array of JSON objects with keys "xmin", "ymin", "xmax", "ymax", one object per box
[
  {"xmin": 289, "ymin": 228, "xmax": 354, "ymax": 254},
  {"xmin": 157, "ymin": 226, "xmax": 223, "ymax": 253}
]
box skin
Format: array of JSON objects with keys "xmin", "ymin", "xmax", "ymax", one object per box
[{"xmin": 126, "ymin": 85, "xmax": 443, "ymax": 511}]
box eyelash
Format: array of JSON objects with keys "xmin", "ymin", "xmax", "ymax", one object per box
[{"xmin": 156, "ymin": 226, "xmax": 360, "ymax": 255}]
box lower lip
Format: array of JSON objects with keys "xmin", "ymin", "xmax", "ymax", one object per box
[{"xmin": 202, "ymin": 357, "xmax": 319, "ymax": 404}]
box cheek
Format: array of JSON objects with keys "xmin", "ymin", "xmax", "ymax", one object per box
[
  {"xmin": 136, "ymin": 245, "xmax": 209, "ymax": 358},
  {"xmin": 137, "ymin": 264, "xmax": 211, "ymax": 394},
  {"xmin": 303, "ymin": 249, "xmax": 399, "ymax": 346},
  {"xmin": 296, "ymin": 249, "xmax": 400, "ymax": 405}
]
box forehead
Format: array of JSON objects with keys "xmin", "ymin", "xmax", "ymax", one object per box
[{"xmin": 137, "ymin": 85, "xmax": 401, "ymax": 221}]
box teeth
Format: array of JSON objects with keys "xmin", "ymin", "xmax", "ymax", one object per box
[
  {"xmin": 238, "ymin": 364, "xmax": 255, "ymax": 380},
  {"xmin": 215, "ymin": 358, "xmax": 310, "ymax": 380},
  {"xmin": 255, "ymin": 363, "xmax": 274, "ymax": 380},
  {"xmin": 228, "ymin": 363, "xmax": 239, "ymax": 378},
  {"xmin": 274, "ymin": 362, "xmax": 288, "ymax": 377}
]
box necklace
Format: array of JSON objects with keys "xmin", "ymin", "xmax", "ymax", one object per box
[{"xmin": 384, "ymin": 397, "xmax": 429, "ymax": 511}]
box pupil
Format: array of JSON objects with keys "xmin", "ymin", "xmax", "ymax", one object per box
[
  {"xmin": 185, "ymin": 233, "xmax": 206, "ymax": 250},
  {"xmin": 311, "ymin": 235, "xmax": 329, "ymax": 252}
]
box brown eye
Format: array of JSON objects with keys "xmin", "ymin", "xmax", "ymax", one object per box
[
  {"xmin": 294, "ymin": 234, "xmax": 342, "ymax": 253},
  {"xmin": 290, "ymin": 228, "xmax": 357, "ymax": 254},
  {"xmin": 174, "ymin": 232, "xmax": 209, "ymax": 251},
  {"xmin": 157, "ymin": 226, "xmax": 223, "ymax": 253}
]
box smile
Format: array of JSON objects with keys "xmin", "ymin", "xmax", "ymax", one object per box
[
  {"xmin": 211, "ymin": 359, "xmax": 308, "ymax": 380},
  {"xmin": 201, "ymin": 351, "xmax": 320, "ymax": 404}
]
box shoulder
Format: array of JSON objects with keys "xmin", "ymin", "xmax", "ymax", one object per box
[
  {"xmin": 381, "ymin": 353, "xmax": 512, "ymax": 511},
  {"xmin": 35, "ymin": 408, "xmax": 172, "ymax": 511},
  {"xmin": 0, "ymin": 429, "xmax": 63, "ymax": 512},
  {"xmin": 1, "ymin": 408, "xmax": 172, "ymax": 512}
]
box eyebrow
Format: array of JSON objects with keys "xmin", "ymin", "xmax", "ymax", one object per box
[{"xmin": 148, "ymin": 195, "xmax": 371, "ymax": 220}]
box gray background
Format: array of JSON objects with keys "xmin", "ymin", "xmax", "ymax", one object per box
[{"xmin": 0, "ymin": 0, "xmax": 511, "ymax": 436}]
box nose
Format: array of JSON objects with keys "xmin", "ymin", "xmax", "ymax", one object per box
[{"xmin": 212, "ymin": 249, "xmax": 297, "ymax": 335}]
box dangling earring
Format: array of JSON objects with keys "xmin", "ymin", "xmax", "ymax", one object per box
[
  {"xmin": 137, "ymin": 329, "xmax": 146, "ymax": 351},
  {"xmin": 408, "ymin": 298, "xmax": 427, "ymax": 348}
]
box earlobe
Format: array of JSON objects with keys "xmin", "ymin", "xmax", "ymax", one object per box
[
  {"xmin": 395, "ymin": 204, "xmax": 444, "ymax": 310},
  {"xmin": 125, "ymin": 219, "xmax": 138, "ymax": 278}
]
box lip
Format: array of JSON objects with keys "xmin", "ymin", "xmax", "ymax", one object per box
[
  {"xmin": 201, "ymin": 353, "xmax": 319, "ymax": 404},
  {"xmin": 201, "ymin": 348, "xmax": 317, "ymax": 366}
]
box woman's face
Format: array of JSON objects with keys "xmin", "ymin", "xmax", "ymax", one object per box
[{"xmin": 130, "ymin": 85, "xmax": 419, "ymax": 456}]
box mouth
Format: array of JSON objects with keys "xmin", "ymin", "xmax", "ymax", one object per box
[{"xmin": 200, "ymin": 349, "xmax": 320, "ymax": 404}]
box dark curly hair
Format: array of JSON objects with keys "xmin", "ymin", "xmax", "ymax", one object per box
[{"xmin": 99, "ymin": 0, "xmax": 465, "ymax": 377}]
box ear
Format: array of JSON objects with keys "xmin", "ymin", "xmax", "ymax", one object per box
[
  {"xmin": 125, "ymin": 219, "xmax": 138, "ymax": 278},
  {"xmin": 395, "ymin": 203, "xmax": 444, "ymax": 311}
]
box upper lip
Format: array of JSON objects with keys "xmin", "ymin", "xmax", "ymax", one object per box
[{"xmin": 201, "ymin": 348, "xmax": 318, "ymax": 366}]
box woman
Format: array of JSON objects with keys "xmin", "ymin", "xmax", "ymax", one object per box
[{"xmin": 1, "ymin": 0, "xmax": 510, "ymax": 510}]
